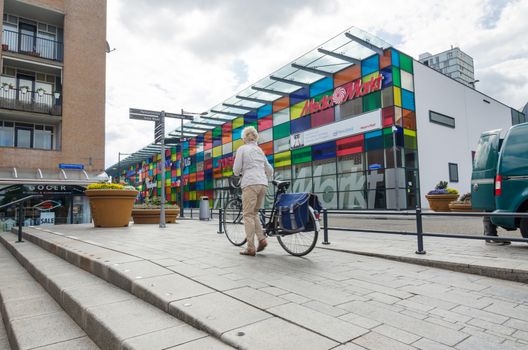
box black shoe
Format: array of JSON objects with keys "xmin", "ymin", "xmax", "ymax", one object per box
[{"xmin": 485, "ymin": 240, "xmax": 511, "ymax": 246}]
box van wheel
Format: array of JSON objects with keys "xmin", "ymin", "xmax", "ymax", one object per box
[{"xmin": 521, "ymin": 214, "xmax": 528, "ymax": 239}]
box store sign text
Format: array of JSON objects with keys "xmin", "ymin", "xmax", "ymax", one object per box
[{"xmin": 300, "ymin": 74, "xmax": 384, "ymax": 117}]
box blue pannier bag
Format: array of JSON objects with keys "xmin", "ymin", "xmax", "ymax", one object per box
[{"xmin": 276, "ymin": 193, "xmax": 322, "ymax": 233}]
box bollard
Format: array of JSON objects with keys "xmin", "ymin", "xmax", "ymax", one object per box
[
  {"xmin": 322, "ymin": 208, "xmax": 330, "ymax": 245},
  {"xmin": 17, "ymin": 203, "xmax": 23, "ymax": 243},
  {"xmin": 415, "ymin": 207, "xmax": 426, "ymax": 254},
  {"xmin": 217, "ymin": 208, "xmax": 224, "ymax": 234},
  {"xmin": 190, "ymin": 208, "xmax": 193, "ymax": 219}
]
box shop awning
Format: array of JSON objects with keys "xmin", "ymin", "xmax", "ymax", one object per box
[{"xmin": 0, "ymin": 167, "xmax": 108, "ymax": 185}]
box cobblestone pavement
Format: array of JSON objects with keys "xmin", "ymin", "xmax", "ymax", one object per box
[{"xmin": 25, "ymin": 220, "xmax": 528, "ymax": 349}]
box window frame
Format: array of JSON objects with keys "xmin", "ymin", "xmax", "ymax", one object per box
[
  {"xmin": 429, "ymin": 110, "xmax": 456, "ymax": 128},
  {"xmin": 448, "ymin": 162, "xmax": 459, "ymax": 183}
]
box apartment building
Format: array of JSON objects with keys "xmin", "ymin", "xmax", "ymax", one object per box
[
  {"xmin": 0, "ymin": 0, "xmax": 106, "ymax": 225},
  {"xmin": 419, "ymin": 47, "xmax": 475, "ymax": 88}
]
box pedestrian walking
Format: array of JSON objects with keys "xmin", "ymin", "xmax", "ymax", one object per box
[{"xmin": 233, "ymin": 126, "xmax": 274, "ymax": 256}]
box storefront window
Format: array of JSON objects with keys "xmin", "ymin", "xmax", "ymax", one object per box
[
  {"xmin": 340, "ymin": 191, "xmax": 367, "ymax": 209},
  {"xmin": 0, "ymin": 121, "xmax": 14, "ymax": 146},
  {"xmin": 337, "ymin": 154, "xmax": 364, "ymax": 173}
]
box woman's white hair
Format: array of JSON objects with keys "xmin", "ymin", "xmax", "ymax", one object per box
[{"xmin": 242, "ymin": 126, "xmax": 259, "ymax": 143}]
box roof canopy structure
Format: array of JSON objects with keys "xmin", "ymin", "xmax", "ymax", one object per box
[{"xmin": 108, "ymin": 27, "xmax": 391, "ymax": 175}]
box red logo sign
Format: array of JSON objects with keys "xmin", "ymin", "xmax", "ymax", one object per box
[{"xmin": 300, "ymin": 74, "xmax": 384, "ymax": 117}]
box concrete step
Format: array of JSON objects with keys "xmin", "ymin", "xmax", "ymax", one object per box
[
  {"xmin": 0, "ymin": 243, "xmax": 98, "ymax": 350},
  {"xmin": 0, "ymin": 233, "xmax": 232, "ymax": 350},
  {"xmin": 3, "ymin": 227, "xmax": 340, "ymax": 350}
]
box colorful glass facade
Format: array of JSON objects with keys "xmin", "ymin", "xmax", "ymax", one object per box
[{"xmin": 122, "ymin": 48, "xmax": 419, "ymax": 210}]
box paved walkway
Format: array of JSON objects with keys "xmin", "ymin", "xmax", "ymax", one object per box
[{"xmin": 19, "ymin": 219, "xmax": 528, "ymax": 349}]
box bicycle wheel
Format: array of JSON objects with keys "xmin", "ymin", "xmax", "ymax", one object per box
[
  {"xmin": 277, "ymin": 208, "xmax": 318, "ymax": 257},
  {"xmin": 223, "ymin": 198, "xmax": 247, "ymax": 246}
]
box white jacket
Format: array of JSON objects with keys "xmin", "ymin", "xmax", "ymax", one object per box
[{"xmin": 233, "ymin": 142, "xmax": 273, "ymax": 188}]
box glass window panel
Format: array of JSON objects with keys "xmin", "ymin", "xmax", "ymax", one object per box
[
  {"xmin": 257, "ymin": 104, "xmax": 272, "ymax": 118},
  {"xmin": 338, "ymin": 171, "xmax": 366, "ymax": 192},
  {"xmin": 274, "ymin": 165, "xmax": 291, "ymax": 180},
  {"xmin": 313, "ymin": 158, "xmax": 336, "ymax": 176},
  {"xmin": 381, "ymin": 87, "xmax": 393, "ymax": 108},
  {"xmin": 399, "ymin": 53, "xmax": 413, "ymax": 73},
  {"xmin": 273, "ymin": 121, "xmax": 290, "ymax": 140},
  {"xmin": 429, "ymin": 110, "xmax": 455, "ymax": 128},
  {"xmin": 339, "ymin": 191, "xmax": 367, "ymax": 209},
  {"xmin": 274, "ymin": 151, "xmax": 291, "ymax": 167},
  {"xmin": 34, "ymin": 128, "xmax": 52, "ymax": 149},
  {"xmin": 314, "ymin": 190, "xmax": 337, "ymax": 209},
  {"xmin": 363, "ymin": 90, "xmax": 381, "ymax": 112},
  {"xmin": 258, "ymin": 115, "xmax": 273, "ymax": 131},
  {"xmin": 392, "ymin": 67, "xmax": 401, "ymax": 87},
  {"xmin": 337, "ymin": 153, "xmax": 365, "ymax": 173},
  {"xmin": 311, "ymin": 108, "xmax": 334, "ymax": 128},
  {"xmin": 16, "ymin": 128, "xmax": 31, "ymax": 148},
  {"xmin": 367, "ymin": 189, "xmax": 386, "ymax": 209},
  {"xmin": 273, "ymin": 108, "xmax": 290, "ymax": 126},
  {"xmin": 361, "ymin": 55, "xmax": 379, "ymax": 77},
  {"xmin": 380, "ymin": 66, "xmax": 393, "ymax": 88},
  {"xmin": 312, "ymin": 141, "xmax": 336, "ymax": 161},
  {"xmin": 290, "ymin": 115, "xmax": 311, "ymax": 134},
  {"xmin": 382, "ymin": 106, "xmax": 394, "ymax": 127},
  {"xmin": 401, "ymin": 89, "xmax": 415, "ymax": 111},
  {"xmin": 292, "ymin": 146, "xmax": 312, "ymax": 164},
  {"xmin": 293, "ymin": 161, "xmax": 312, "ymax": 178},
  {"xmin": 258, "ymin": 128, "xmax": 273, "ymax": 144},
  {"xmin": 336, "ymin": 98, "xmax": 362, "ymax": 121},
  {"xmin": 0, "ymin": 124, "xmax": 14, "ymax": 146},
  {"xmin": 292, "ymin": 177, "xmax": 312, "ymax": 193},
  {"xmin": 401, "ymin": 70, "xmax": 414, "ymax": 91},
  {"xmin": 402, "ymin": 109, "xmax": 416, "ymax": 130},
  {"xmin": 273, "ymin": 136, "xmax": 290, "ymax": 153},
  {"xmin": 290, "ymin": 100, "xmax": 305, "ymax": 120},
  {"xmin": 367, "ymin": 149, "xmax": 385, "ymax": 169},
  {"xmin": 310, "ymin": 77, "xmax": 333, "ymax": 97}
]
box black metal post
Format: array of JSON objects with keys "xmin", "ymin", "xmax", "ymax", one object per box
[
  {"xmin": 322, "ymin": 208, "xmax": 330, "ymax": 245},
  {"xmin": 210, "ymin": 208, "xmax": 214, "ymax": 220},
  {"xmin": 217, "ymin": 208, "xmax": 223, "ymax": 234},
  {"xmin": 415, "ymin": 207, "xmax": 426, "ymax": 254},
  {"xmin": 17, "ymin": 203, "xmax": 23, "ymax": 243}
]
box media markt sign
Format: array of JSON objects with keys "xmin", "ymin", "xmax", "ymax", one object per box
[{"xmin": 300, "ymin": 74, "xmax": 384, "ymax": 117}]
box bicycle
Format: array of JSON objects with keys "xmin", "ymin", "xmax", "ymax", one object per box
[{"xmin": 222, "ymin": 176, "xmax": 321, "ymax": 257}]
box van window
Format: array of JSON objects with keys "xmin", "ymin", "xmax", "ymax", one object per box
[
  {"xmin": 473, "ymin": 134, "xmax": 499, "ymax": 171},
  {"xmin": 501, "ymin": 126, "xmax": 528, "ymax": 174}
]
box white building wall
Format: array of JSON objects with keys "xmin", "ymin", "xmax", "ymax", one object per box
[{"xmin": 413, "ymin": 62, "xmax": 512, "ymax": 208}]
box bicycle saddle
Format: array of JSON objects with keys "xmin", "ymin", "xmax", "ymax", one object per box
[{"xmin": 272, "ymin": 180, "xmax": 290, "ymax": 190}]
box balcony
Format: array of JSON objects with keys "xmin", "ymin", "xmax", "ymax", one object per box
[
  {"xmin": 2, "ymin": 29, "xmax": 63, "ymax": 62},
  {"xmin": 0, "ymin": 85, "xmax": 61, "ymax": 116}
]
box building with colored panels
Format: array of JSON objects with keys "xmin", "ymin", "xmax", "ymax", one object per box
[{"xmin": 110, "ymin": 27, "xmax": 521, "ymax": 210}]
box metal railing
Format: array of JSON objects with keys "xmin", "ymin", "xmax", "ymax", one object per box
[
  {"xmin": 2, "ymin": 29, "xmax": 64, "ymax": 62},
  {"xmin": 0, "ymin": 87, "xmax": 61, "ymax": 115},
  {"xmin": 0, "ymin": 195, "xmax": 42, "ymax": 242},
  {"xmin": 320, "ymin": 208, "xmax": 528, "ymax": 254}
]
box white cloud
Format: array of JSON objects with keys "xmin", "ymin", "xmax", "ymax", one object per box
[{"xmin": 105, "ymin": 0, "xmax": 528, "ymax": 168}]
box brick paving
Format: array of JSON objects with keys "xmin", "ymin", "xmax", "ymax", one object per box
[{"xmin": 19, "ymin": 220, "xmax": 528, "ymax": 349}]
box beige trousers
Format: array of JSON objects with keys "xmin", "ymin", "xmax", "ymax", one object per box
[{"xmin": 242, "ymin": 184, "xmax": 267, "ymax": 250}]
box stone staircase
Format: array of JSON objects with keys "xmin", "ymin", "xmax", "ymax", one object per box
[
  {"xmin": 0, "ymin": 228, "xmax": 336, "ymax": 350},
  {"xmin": 0, "ymin": 231, "xmax": 233, "ymax": 350}
]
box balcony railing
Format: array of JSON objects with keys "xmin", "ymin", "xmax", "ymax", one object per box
[
  {"xmin": 0, "ymin": 86, "xmax": 62, "ymax": 116},
  {"xmin": 2, "ymin": 29, "xmax": 63, "ymax": 62}
]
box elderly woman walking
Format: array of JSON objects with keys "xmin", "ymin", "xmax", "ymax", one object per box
[{"xmin": 233, "ymin": 126, "xmax": 274, "ymax": 256}]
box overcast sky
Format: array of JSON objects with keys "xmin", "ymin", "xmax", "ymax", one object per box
[{"xmin": 104, "ymin": 0, "xmax": 528, "ymax": 168}]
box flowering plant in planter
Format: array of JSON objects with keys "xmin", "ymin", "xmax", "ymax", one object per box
[
  {"xmin": 132, "ymin": 195, "xmax": 180, "ymax": 224},
  {"xmin": 85, "ymin": 182, "xmax": 138, "ymax": 227},
  {"xmin": 426, "ymin": 180, "xmax": 459, "ymax": 212}
]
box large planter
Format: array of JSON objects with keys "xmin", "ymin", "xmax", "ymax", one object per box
[
  {"xmin": 85, "ymin": 189, "xmax": 138, "ymax": 227},
  {"xmin": 449, "ymin": 202, "xmax": 477, "ymax": 212},
  {"xmin": 131, "ymin": 208, "xmax": 180, "ymax": 224},
  {"xmin": 425, "ymin": 194, "xmax": 459, "ymax": 212}
]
